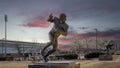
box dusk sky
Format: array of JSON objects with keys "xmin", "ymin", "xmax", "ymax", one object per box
[{"xmin": 0, "ymin": 0, "xmax": 120, "ymax": 45}]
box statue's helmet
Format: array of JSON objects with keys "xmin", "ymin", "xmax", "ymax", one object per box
[{"xmin": 59, "ymin": 13, "xmax": 66, "ymax": 18}]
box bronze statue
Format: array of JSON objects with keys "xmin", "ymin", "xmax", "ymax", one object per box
[
  {"xmin": 99, "ymin": 40, "xmax": 114, "ymax": 60},
  {"xmin": 106, "ymin": 40, "xmax": 114, "ymax": 55},
  {"xmin": 41, "ymin": 13, "xmax": 69, "ymax": 62}
]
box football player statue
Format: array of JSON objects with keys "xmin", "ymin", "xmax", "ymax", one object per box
[{"xmin": 41, "ymin": 13, "xmax": 69, "ymax": 62}]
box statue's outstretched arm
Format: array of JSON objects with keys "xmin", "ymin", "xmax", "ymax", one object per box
[{"xmin": 47, "ymin": 14, "xmax": 54, "ymax": 22}]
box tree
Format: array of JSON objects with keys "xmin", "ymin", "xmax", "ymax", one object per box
[{"xmin": 71, "ymin": 37, "xmax": 83, "ymax": 59}]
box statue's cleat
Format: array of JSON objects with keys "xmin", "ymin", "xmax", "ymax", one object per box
[
  {"xmin": 43, "ymin": 56, "xmax": 48, "ymax": 62},
  {"xmin": 41, "ymin": 53, "xmax": 44, "ymax": 57},
  {"xmin": 41, "ymin": 51, "xmax": 45, "ymax": 56}
]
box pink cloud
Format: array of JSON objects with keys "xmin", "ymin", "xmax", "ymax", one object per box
[
  {"xmin": 57, "ymin": 32, "xmax": 90, "ymax": 45},
  {"xmin": 22, "ymin": 19, "xmax": 50, "ymax": 28},
  {"xmin": 68, "ymin": 31, "xmax": 89, "ymax": 39},
  {"xmin": 21, "ymin": 10, "xmax": 61, "ymax": 28},
  {"xmin": 58, "ymin": 37, "xmax": 71, "ymax": 45},
  {"xmin": 58, "ymin": 45, "xmax": 72, "ymax": 51},
  {"xmin": 97, "ymin": 34, "xmax": 120, "ymax": 40},
  {"xmin": 58, "ymin": 28, "xmax": 120, "ymax": 45},
  {"xmin": 113, "ymin": 34, "xmax": 120, "ymax": 39},
  {"xmin": 21, "ymin": 12, "xmax": 51, "ymax": 28}
]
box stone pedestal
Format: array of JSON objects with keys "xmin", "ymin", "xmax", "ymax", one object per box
[{"xmin": 28, "ymin": 61, "xmax": 80, "ymax": 68}]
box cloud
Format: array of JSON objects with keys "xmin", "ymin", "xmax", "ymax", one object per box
[
  {"xmin": 21, "ymin": 10, "xmax": 61, "ymax": 28},
  {"xmin": 63, "ymin": 0, "xmax": 120, "ymax": 20},
  {"xmin": 99, "ymin": 29, "xmax": 120, "ymax": 39},
  {"xmin": 67, "ymin": 26, "xmax": 120, "ymax": 40},
  {"xmin": 78, "ymin": 27, "xmax": 89, "ymax": 30},
  {"xmin": 58, "ymin": 45, "xmax": 72, "ymax": 51},
  {"xmin": 105, "ymin": 7, "xmax": 120, "ymax": 13},
  {"xmin": 84, "ymin": 28, "xmax": 120, "ymax": 39},
  {"xmin": 22, "ymin": 19, "xmax": 50, "ymax": 28},
  {"xmin": 20, "ymin": 0, "xmax": 120, "ymax": 28},
  {"xmin": 51, "ymin": 27, "xmax": 120, "ymax": 45},
  {"xmin": 58, "ymin": 37, "xmax": 71, "ymax": 44},
  {"xmin": 57, "ymin": 26, "xmax": 87, "ymax": 45},
  {"xmin": 21, "ymin": 13, "xmax": 50, "ymax": 28},
  {"xmin": 68, "ymin": 31, "xmax": 88, "ymax": 39}
]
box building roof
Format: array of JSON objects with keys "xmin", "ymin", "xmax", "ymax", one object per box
[{"xmin": 0, "ymin": 40, "xmax": 45, "ymax": 46}]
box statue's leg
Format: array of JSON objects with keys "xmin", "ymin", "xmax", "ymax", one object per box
[
  {"xmin": 41, "ymin": 32, "xmax": 54, "ymax": 56},
  {"xmin": 42, "ymin": 32, "xmax": 56, "ymax": 62},
  {"xmin": 41, "ymin": 42, "xmax": 52, "ymax": 56},
  {"xmin": 43, "ymin": 48, "xmax": 56, "ymax": 62},
  {"xmin": 43, "ymin": 38, "xmax": 58, "ymax": 62},
  {"xmin": 44, "ymin": 44, "xmax": 57, "ymax": 58}
]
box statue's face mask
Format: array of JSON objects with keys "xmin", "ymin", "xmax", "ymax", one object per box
[
  {"xmin": 60, "ymin": 16, "xmax": 66, "ymax": 23},
  {"xmin": 59, "ymin": 13, "xmax": 66, "ymax": 23}
]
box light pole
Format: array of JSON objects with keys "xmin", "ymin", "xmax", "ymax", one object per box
[
  {"xmin": 94, "ymin": 28, "xmax": 98, "ymax": 49},
  {"xmin": 2, "ymin": 38, "xmax": 4, "ymax": 55},
  {"xmin": 4, "ymin": 14, "xmax": 8, "ymax": 56}
]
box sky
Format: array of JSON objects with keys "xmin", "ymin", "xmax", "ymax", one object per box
[{"xmin": 0, "ymin": 0, "xmax": 120, "ymax": 45}]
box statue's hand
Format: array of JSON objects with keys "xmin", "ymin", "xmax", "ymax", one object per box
[
  {"xmin": 48, "ymin": 13, "xmax": 53, "ymax": 22},
  {"xmin": 49, "ymin": 13, "xmax": 53, "ymax": 18}
]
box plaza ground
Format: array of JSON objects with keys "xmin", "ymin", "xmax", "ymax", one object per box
[{"xmin": 0, "ymin": 60, "xmax": 120, "ymax": 68}]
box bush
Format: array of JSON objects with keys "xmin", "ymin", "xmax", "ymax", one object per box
[
  {"xmin": 55, "ymin": 54, "xmax": 78, "ymax": 60},
  {"xmin": 99, "ymin": 54, "xmax": 113, "ymax": 60},
  {"xmin": 0, "ymin": 56, "xmax": 13, "ymax": 61},
  {"xmin": 85, "ymin": 52, "xmax": 104, "ymax": 59}
]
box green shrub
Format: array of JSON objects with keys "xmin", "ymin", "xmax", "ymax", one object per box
[
  {"xmin": 85, "ymin": 52, "xmax": 104, "ymax": 59},
  {"xmin": 55, "ymin": 54, "xmax": 78, "ymax": 60},
  {"xmin": 0, "ymin": 56, "xmax": 13, "ymax": 61}
]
